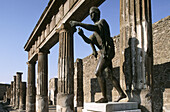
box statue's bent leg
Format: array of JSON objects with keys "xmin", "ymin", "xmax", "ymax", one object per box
[{"xmin": 95, "ymin": 56, "xmax": 108, "ymax": 103}]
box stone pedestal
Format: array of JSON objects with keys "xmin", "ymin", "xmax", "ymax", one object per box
[
  {"xmin": 19, "ymin": 82, "xmax": 26, "ymax": 110},
  {"xmin": 15, "ymin": 72, "xmax": 23, "ymax": 109},
  {"xmin": 36, "ymin": 50, "xmax": 49, "ymax": 112},
  {"xmin": 26, "ymin": 61, "xmax": 36, "ymax": 112},
  {"xmin": 57, "ymin": 23, "xmax": 75, "ymax": 112},
  {"xmin": 83, "ymin": 102, "xmax": 141, "ymax": 112}
]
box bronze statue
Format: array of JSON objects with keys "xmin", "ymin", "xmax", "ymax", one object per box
[{"xmin": 70, "ymin": 7, "xmax": 126, "ymax": 103}]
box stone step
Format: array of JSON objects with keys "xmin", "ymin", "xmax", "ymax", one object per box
[
  {"xmin": 114, "ymin": 109, "xmax": 141, "ymax": 112},
  {"xmin": 83, "ymin": 109, "xmax": 141, "ymax": 112},
  {"xmin": 83, "ymin": 102, "xmax": 140, "ymax": 112}
]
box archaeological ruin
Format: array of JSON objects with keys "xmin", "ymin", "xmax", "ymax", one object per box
[{"xmin": 1, "ymin": 0, "xmax": 169, "ymax": 112}]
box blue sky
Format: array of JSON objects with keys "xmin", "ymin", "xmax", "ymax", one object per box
[{"xmin": 0, "ymin": 0, "xmax": 169, "ymax": 84}]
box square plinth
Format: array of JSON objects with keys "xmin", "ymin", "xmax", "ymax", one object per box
[{"xmin": 83, "ymin": 102, "xmax": 141, "ymax": 112}]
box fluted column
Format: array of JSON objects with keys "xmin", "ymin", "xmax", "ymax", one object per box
[
  {"xmin": 13, "ymin": 76, "xmax": 16, "ymax": 108},
  {"xmin": 26, "ymin": 61, "xmax": 36, "ymax": 112},
  {"xmin": 36, "ymin": 49, "xmax": 49, "ymax": 112},
  {"xmin": 15, "ymin": 72, "xmax": 22, "ymax": 109},
  {"xmin": 120, "ymin": 0, "xmax": 153, "ymax": 111},
  {"xmin": 57, "ymin": 23, "xmax": 75, "ymax": 112},
  {"xmin": 19, "ymin": 82, "xmax": 26, "ymax": 110}
]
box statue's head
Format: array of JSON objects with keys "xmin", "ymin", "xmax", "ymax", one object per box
[
  {"xmin": 89, "ymin": 7, "xmax": 100, "ymax": 22},
  {"xmin": 128, "ymin": 38, "xmax": 139, "ymax": 47}
]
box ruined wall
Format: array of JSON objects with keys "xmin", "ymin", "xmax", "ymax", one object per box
[
  {"xmin": 152, "ymin": 16, "xmax": 170, "ymax": 112},
  {"xmin": 74, "ymin": 16, "xmax": 170, "ymax": 110},
  {"xmin": 0, "ymin": 83, "xmax": 10, "ymax": 100}
]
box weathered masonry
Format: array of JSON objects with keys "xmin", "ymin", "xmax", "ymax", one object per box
[{"xmin": 24, "ymin": 0, "xmax": 154, "ymax": 112}]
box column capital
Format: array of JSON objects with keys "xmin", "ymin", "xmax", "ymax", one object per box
[
  {"xmin": 13, "ymin": 75, "xmax": 16, "ymax": 79},
  {"xmin": 56, "ymin": 23, "xmax": 76, "ymax": 33},
  {"xmin": 76, "ymin": 58, "xmax": 82, "ymax": 63},
  {"xmin": 38, "ymin": 48, "xmax": 50, "ymax": 54},
  {"xmin": 16, "ymin": 72, "xmax": 23, "ymax": 75}
]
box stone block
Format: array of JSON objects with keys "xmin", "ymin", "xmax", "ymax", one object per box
[
  {"xmin": 83, "ymin": 102, "xmax": 140, "ymax": 112},
  {"xmin": 83, "ymin": 110, "xmax": 141, "ymax": 112},
  {"xmin": 114, "ymin": 110, "xmax": 141, "ymax": 112},
  {"xmin": 77, "ymin": 107, "xmax": 83, "ymax": 112},
  {"xmin": 57, "ymin": 94, "xmax": 74, "ymax": 112}
]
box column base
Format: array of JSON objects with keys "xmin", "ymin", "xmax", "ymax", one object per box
[
  {"xmin": 83, "ymin": 102, "xmax": 141, "ymax": 112},
  {"xmin": 75, "ymin": 107, "xmax": 83, "ymax": 112},
  {"xmin": 57, "ymin": 93, "xmax": 74, "ymax": 112},
  {"xmin": 26, "ymin": 96, "xmax": 35, "ymax": 112},
  {"xmin": 36, "ymin": 95, "xmax": 48, "ymax": 112},
  {"xmin": 19, "ymin": 104, "xmax": 25, "ymax": 110}
]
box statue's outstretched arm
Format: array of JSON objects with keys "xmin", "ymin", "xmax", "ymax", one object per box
[{"xmin": 70, "ymin": 21, "xmax": 99, "ymax": 32}]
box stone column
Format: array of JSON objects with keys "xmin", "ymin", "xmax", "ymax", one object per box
[
  {"xmin": 19, "ymin": 82, "xmax": 26, "ymax": 110},
  {"xmin": 26, "ymin": 61, "xmax": 36, "ymax": 112},
  {"xmin": 120, "ymin": 0, "xmax": 153, "ymax": 111},
  {"xmin": 57, "ymin": 23, "xmax": 75, "ymax": 112},
  {"xmin": 36, "ymin": 49, "xmax": 49, "ymax": 112},
  {"xmin": 13, "ymin": 76, "xmax": 16, "ymax": 108},
  {"xmin": 10, "ymin": 81, "xmax": 14, "ymax": 105},
  {"xmin": 15, "ymin": 72, "xmax": 22, "ymax": 109},
  {"xmin": 74, "ymin": 58, "xmax": 83, "ymax": 112}
]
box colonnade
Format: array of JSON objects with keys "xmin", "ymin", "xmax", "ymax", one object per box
[
  {"xmin": 23, "ymin": 0, "xmax": 105, "ymax": 111},
  {"xmin": 25, "ymin": 23, "xmax": 74, "ymax": 112},
  {"xmin": 9, "ymin": 72, "xmax": 26, "ymax": 110}
]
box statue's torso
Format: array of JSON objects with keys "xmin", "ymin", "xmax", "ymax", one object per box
[{"xmin": 93, "ymin": 19, "xmax": 115, "ymax": 59}]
